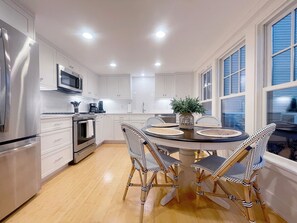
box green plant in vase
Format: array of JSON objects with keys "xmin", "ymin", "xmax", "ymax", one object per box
[{"xmin": 170, "ymin": 97, "xmax": 205, "ymax": 129}]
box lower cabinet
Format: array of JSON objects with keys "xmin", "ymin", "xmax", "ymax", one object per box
[
  {"xmin": 40, "ymin": 116, "xmax": 73, "ymax": 179},
  {"xmin": 96, "ymin": 115, "xmax": 104, "ymax": 145}
]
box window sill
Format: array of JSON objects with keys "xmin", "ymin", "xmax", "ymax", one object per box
[{"xmin": 264, "ymin": 151, "xmax": 297, "ymax": 183}]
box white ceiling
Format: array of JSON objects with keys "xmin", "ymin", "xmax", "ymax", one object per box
[{"xmin": 18, "ymin": 0, "xmax": 262, "ymax": 76}]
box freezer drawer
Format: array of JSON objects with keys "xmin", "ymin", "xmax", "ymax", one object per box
[{"xmin": 0, "ymin": 137, "xmax": 41, "ymax": 221}]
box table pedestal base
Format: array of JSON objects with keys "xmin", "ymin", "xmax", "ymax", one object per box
[{"xmin": 160, "ymin": 149, "xmax": 230, "ymax": 209}]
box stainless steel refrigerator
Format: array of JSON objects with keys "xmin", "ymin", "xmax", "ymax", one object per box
[{"xmin": 0, "ymin": 19, "xmax": 40, "ymax": 220}]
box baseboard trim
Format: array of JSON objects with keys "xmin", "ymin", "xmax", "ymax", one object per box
[{"xmin": 103, "ymin": 140, "xmax": 125, "ymax": 144}]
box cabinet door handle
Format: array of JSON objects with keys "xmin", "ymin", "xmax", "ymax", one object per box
[
  {"xmin": 54, "ymin": 138, "xmax": 63, "ymax": 143},
  {"xmin": 40, "ymin": 77, "xmax": 44, "ymax": 81},
  {"xmin": 54, "ymin": 123, "xmax": 62, "ymax": 126},
  {"xmin": 54, "ymin": 156, "xmax": 63, "ymax": 163}
]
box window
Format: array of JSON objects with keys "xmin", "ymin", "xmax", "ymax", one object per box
[
  {"xmin": 223, "ymin": 46, "xmax": 246, "ymax": 95},
  {"xmin": 220, "ymin": 45, "xmax": 246, "ymax": 131},
  {"xmin": 265, "ymin": 7, "xmax": 297, "ymax": 162},
  {"xmin": 201, "ymin": 69, "xmax": 212, "ymax": 115},
  {"xmin": 201, "ymin": 69, "xmax": 212, "ymax": 100}
]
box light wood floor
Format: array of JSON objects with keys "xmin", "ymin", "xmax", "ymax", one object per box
[{"xmin": 3, "ymin": 144, "xmax": 286, "ymax": 223}]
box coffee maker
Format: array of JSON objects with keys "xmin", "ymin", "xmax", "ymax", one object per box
[
  {"xmin": 98, "ymin": 101, "xmax": 106, "ymax": 113},
  {"xmin": 89, "ymin": 103, "xmax": 98, "ymax": 113}
]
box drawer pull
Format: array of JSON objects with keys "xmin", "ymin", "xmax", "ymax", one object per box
[
  {"xmin": 54, "ymin": 138, "xmax": 63, "ymax": 143},
  {"xmin": 54, "ymin": 156, "xmax": 63, "ymax": 163},
  {"xmin": 54, "ymin": 123, "xmax": 62, "ymax": 126}
]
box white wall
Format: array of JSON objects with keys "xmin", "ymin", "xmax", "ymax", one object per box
[{"xmin": 193, "ymin": 0, "xmax": 297, "ymax": 222}]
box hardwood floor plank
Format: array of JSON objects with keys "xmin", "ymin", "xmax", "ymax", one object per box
[{"xmin": 3, "ymin": 144, "xmax": 286, "ymax": 223}]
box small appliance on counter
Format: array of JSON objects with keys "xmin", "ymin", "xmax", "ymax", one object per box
[
  {"xmin": 71, "ymin": 101, "xmax": 81, "ymax": 114},
  {"xmin": 89, "ymin": 103, "xmax": 98, "ymax": 113},
  {"xmin": 98, "ymin": 101, "xmax": 106, "ymax": 113}
]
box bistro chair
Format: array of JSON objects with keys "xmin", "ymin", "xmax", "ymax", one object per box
[
  {"xmin": 191, "ymin": 123, "xmax": 276, "ymax": 223},
  {"xmin": 196, "ymin": 115, "xmax": 222, "ymax": 157},
  {"xmin": 121, "ymin": 123, "xmax": 181, "ymax": 223},
  {"xmin": 195, "ymin": 115, "xmax": 222, "ymax": 128},
  {"xmin": 145, "ymin": 117, "xmax": 179, "ymax": 155}
]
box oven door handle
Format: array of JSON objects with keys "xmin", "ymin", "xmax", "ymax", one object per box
[{"xmin": 77, "ymin": 120, "xmax": 95, "ymax": 124}]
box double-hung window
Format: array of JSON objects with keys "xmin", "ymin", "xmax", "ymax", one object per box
[
  {"xmin": 201, "ymin": 69, "xmax": 212, "ymax": 115},
  {"xmin": 220, "ymin": 45, "xmax": 246, "ymax": 130},
  {"xmin": 265, "ymin": 8, "xmax": 297, "ymax": 162}
]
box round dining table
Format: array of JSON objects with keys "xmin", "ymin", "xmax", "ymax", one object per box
[{"xmin": 142, "ymin": 124, "xmax": 249, "ymax": 206}]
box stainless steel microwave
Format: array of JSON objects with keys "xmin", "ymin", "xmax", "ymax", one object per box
[{"xmin": 57, "ymin": 64, "xmax": 83, "ymax": 93}]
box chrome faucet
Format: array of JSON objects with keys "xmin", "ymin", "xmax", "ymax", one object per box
[{"xmin": 142, "ymin": 102, "xmax": 146, "ymax": 113}]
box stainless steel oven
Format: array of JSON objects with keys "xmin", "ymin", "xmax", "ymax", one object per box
[{"xmin": 73, "ymin": 114, "xmax": 96, "ymax": 163}]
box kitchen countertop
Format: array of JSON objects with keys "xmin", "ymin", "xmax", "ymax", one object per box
[{"xmin": 40, "ymin": 113, "xmax": 176, "ymax": 120}]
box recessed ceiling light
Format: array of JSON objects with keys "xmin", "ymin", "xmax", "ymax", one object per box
[
  {"xmin": 155, "ymin": 31, "xmax": 166, "ymax": 39},
  {"xmin": 141, "ymin": 73, "xmax": 145, "ymax": 76},
  {"xmin": 110, "ymin": 63, "xmax": 117, "ymax": 67},
  {"xmin": 82, "ymin": 32, "xmax": 93, "ymax": 39},
  {"xmin": 154, "ymin": 62, "xmax": 161, "ymax": 67}
]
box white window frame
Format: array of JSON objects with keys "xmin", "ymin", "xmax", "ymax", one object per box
[
  {"xmin": 201, "ymin": 68, "xmax": 212, "ymax": 102},
  {"xmin": 263, "ymin": 4, "xmax": 297, "ymax": 166},
  {"xmin": 219, "ymin": 43, "xmax": 246, "ymax": 130},
  {"xmin": 266, "ymin": 8, "xmax": 297, "ymax": 88}
]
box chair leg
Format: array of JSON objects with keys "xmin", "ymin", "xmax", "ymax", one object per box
[
  {"xmin": 174, "ymin": 164, "xmax": 179, "ymax": 202},
  {"xmin": 253, "ymin": 180, "xmax": 270, "ymax": 223},
  {"xmin": 122, "ymin": 165, "xmax": 135, "ymax": 200},
  {"xmin": 243, "ymin": 183, "xmax": 256, "ymax": 223},
  {"xmin": 139, "ymin": 172, "xmax": 148, "ymax": 223},
  {"xmin": 195, "ymin": 169, "xmax": 203, "ymax": 197}
]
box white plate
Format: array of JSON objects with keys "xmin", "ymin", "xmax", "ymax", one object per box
[
  {"xmin": 151, "ymin": 123, "xmax": 179, "ymax": 128},
  {"xmin": 195, "ymin": 123, "xmax": 222, "ymax": 128},
  {"xmin": 196, "ymin": 129, "xmax": 242, "ymax": 138},
  {"xmin": 146, "ymin": 127, "xmax": 184, "ymax": 136}
]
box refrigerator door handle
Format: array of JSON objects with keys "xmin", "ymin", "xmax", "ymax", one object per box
[
  {"xmin": 0, "ymin": 141, "xmax": 38, "ymax": 156},
  {"xmin": 0, "ymin": 28, "xmax": 11, "ymax": 132}
]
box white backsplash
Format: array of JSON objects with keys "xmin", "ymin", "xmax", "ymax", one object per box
[
  {"xmin": 41, "ymin": 76, "xmax": 173, "ymax": 114},
  {"xmin": 40, "ymin": 91, "xmax": 95, "ymax": 113}
]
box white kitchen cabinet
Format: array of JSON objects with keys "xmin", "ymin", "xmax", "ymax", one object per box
[
  {"xmin": 56, "ymin": 51, "xmax": 80, "ymax": 73},
  {"xmin": 38, "ymin": 38, "xmax": 57, "ymax": 90},
  {"xmin": 113, "ymin": 115, "xmax": 130, "ymax": 140},
  {"xmin": 129, "ymin": 114, "xmax": 154, "ymax": 129},
  {"xmin": 0, "ymin": 0, "xmax": 34, "ymax": 38},
  {"xmin": 102, "ymin": 115, "xmax": 114, "ymax": 140},
  {"xmin": 175, "ymin": 73, "xmax": 193, "ymax": 98},
  {"xmin": 40, "ymin": 116, "xmax": 73, "ymax": 180},
  {"xmin": 107, "ymin": 76, "xmax": 131, "ymax": 99},
  {"xmin": 95, "ymin": 115, "xmax": 104, "ymax": 145},
  {"xmin": 98, "ymin": 76, "xmax": 108, "ymax": 98},
  {"xmin": 155, "ymin": 74, "xmax": 175, "ymax": 98},
  {"xmin": 81, "ymin": 69, "xmax": 100, "ymax": 99}
]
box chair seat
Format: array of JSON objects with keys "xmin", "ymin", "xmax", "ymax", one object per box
[
  {"xmin": 192, "ymin": 155, "xmax": 246, "ymax": 183},
  {"xmin": 157, "ymin": 145, "xmax": 179, "ymax": 154},
  {"xmin": 135, "ymin": 153, "xmax": 181, "ymax": 172}
]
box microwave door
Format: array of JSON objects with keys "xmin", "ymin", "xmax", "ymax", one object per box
[{"xmin": 0, "ymin": 28, "xmax": 11, "ymax": 132}]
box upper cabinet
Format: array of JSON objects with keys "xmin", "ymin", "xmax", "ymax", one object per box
[
  {"xmin": 98, "ymin": 76, "xmax": 108, "ymax": 98},
  {"xmin": 155, "ymin": 74, "xmax": 175, "ymax": 98},
  {"xmin": 56, "ymin": 52, "xmax": 80, "ymax": 73},
  {"xmin": 175, "ymin": 73, "xmax": 193, "ymax": 98},
  {"xmin": 82, "ymin": 69, "xmax": 100, "ymax": 99},
  {"xmin": 0, "ymin": 0, "xmax": 34, "ymax": 38},
  {"xmin": 106, "ymin": 75, "xmax": 131, "ymax": 99},
  {"xmin": 38, "ymin": 38, "xmax": 57, "ymax": 90},
  {"xmin": 155, "ymin": 73, "xmax": 193, "ymax": 99}
]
